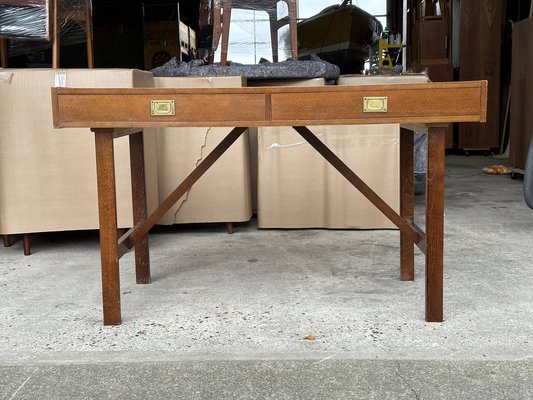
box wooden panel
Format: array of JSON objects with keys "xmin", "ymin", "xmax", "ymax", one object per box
[
  {"xmin": 419, "ymin": 19, "xmax": 449, "ymax": 62},
  {"xmin": 510, "ymin": 17, "xmax": 533, "ymax": 170},
  {"xmin": 55, "ymin": 92, "xmax": 267, "ymax": 126},
  {"xmin": 459, "ymin": 0, "xmax": 504, "ymax": 150},
  {"xmin": 51, "ymin": 82, "xmax": 488, "ymax": 129},
  {"xmin": 269, "ymin": 85, "xmax": 480, "ymax": 122}
]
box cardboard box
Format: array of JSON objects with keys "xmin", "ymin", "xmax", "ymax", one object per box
[
  {"xmin": 247, "ymin": 78, "xmax": 327, "ymax": 211},
  {"xmin": 255, "ymin": 75, "xmax": 427, "ymax": 229},
  {"xmin": 0, "ymin": 68, "xmax": 158, "ymax": 234},
  {"xmin": 153, "ymin": 76, "xmax": 252, "ymax": 225}
]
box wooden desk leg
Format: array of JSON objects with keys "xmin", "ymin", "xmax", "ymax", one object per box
[
  {"xmin": 425, "ymin": 126, "xmax": 445, "ymax": 322},
  {"xmin": 400, "ymin": 128, "xmax": 415, "ymax": 281},
  {"xmin": 129, "ymin": 131, "xmax": 151, "ymax": 284},
  {"xmin": 95, "ymin": 132, "xmax": 121, "ymax": 325}
]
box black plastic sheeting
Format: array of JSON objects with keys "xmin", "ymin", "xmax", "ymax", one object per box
[{"xmin": 152, "ymin": 55, "xmax": 341, "ymax": 82}]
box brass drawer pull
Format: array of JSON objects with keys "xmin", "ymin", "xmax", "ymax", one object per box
[
  {"xmin": 363, "ymin": 96, "xmax": 388, "ymax": 113},
  {"xmin": 151, "ymin": 100, "xmax": 175, "ymax": 116}
]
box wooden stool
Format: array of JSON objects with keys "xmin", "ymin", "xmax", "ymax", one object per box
[
  {"xmin": 0, "ymin": 0, "xmax": 93, "ymax": 68},
  {"xmin": 211, "ymin": 0, "xmax": 298, "ymax": 65}
]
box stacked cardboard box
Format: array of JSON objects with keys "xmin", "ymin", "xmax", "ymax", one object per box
[
  {"xmin": 0, "ymin": 68, "xmax": 158, "ymax": 235},
  {"xmin": 254, "ymin": 74, "xmax": 429, "ymax": 229},
  {"xmin": 153, "ymin": 76, "xmax": 252, "ymax": 225}
]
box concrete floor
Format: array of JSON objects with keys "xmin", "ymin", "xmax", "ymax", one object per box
[{"xmin": 1, "ymin": 155, "xmax": 532, "ymax": 399}]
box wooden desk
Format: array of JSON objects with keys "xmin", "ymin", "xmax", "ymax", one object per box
[{"xmin": 51, "ymin": 81, "xmax": 487, "ymax": 325}]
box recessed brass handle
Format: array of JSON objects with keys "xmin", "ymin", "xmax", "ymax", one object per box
[
  {"xmin": 363, "ymin": 96, "xmax": 388, "ymax": 113},
  {"xmin": 151, "ymin": 100, "xmax": 175, "ymax": 116}
]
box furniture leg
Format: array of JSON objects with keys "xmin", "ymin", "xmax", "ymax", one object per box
[
  {"xmin": 94, "ymin": 131, "xmax": 121, "ymax": 325},
  {"xmin": 226, "ymin": 222, "xmax": 234, "ymax": 234},
  {"xmin": 425, "ymin": 126, "xmax": 445, "ymax": 322},
  {"xmin": 2, "ymin": 235, "xmax": 11, "ymax": 247},
  {"xmin": 52, "ymin": 0, "xmax": 60, "ymax": 68},
  {"xmin": 129, "ymin": 131, "xmax": 151, "ymax": 284},
  {"xmin": 0, "ymin": 37, "xmax": 8, "ymax": 67},
  {"xmin": 84, "ymin": 0, "xmax": 94, "ymax": 68},
  {"xmin": 268, "ymin": 9, "xmax": 279, "ymax": 62},
  {"xmin": 220, "ymin": 1, "xmax": 232, "ymax": 65},
  {"xmin": 286, "ymin": 0, "xmax": 299, "ymax": 60},
  {"xmin": 400, "ymin": 127, "xmax": 415, "ymax": 281},
  {"xmin": 210, "ymin": 3, "xmax": 223, "ymax": 63},
  {"xmin": 22, "ymin": 234, "xmax": 31, "ymax": 256}
]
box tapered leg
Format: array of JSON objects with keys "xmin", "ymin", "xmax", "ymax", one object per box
[
  {"xmin": 226, "ymin": 222, "xmax": 234, "ymax": 234},
  {"xmin": 94, "ymin": 132, "xmax": 121, "ymax": 325},
  {"xmin": 22, "ymin": 234, "xmax": 31, "ymax": 256},
  {"xmin": 2, "ymin": 235, "xmax": 11, "ymax": 247},
  {"xmin": 129, "ymin": 131, "xmax": 151, "ymax": 284},
  {"xmin": 400, "ymin": 128, "xmax": 415, "ymax": 281},
  {"xmin": 425, "ymin": 126, "xmax": 445, "ymax": 322}
]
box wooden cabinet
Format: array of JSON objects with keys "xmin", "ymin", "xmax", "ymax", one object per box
[
  {"xmin": 458, "ymin": 0, "xmax": 504, "ymax": 150},
  {"xmin": 407, "ymin": 0, "xmax": 454, "ymax": 148},
  {"xmin": 408, "ymin": 0, "xmax": 453, "ymax": 81},
  {"xmin": 510, "ymin": 17, "xmax": 533, "ymax": 170}
]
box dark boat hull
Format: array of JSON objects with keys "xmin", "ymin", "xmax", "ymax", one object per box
[{"xmin": 297, "ymin": 4, "xmax": 382, "ymax": 74}]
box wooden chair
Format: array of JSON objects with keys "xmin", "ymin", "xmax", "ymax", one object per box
[
  {"xmin": 0, "ymin": 0, "xmax": 93, "ymax": 68},
  {"xmin": 51, "ymin": 0, "xmax": 94, "ymax": 68},
  {"xmin": 211, "ymin": 0, "xmax": 298, "ymax": 65}
]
